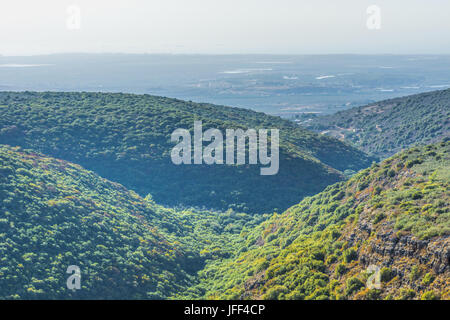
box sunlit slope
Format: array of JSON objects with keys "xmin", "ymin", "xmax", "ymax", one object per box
[{"xmin": 0, "ymin": 145, "xmax": 197, "ymax": 299}]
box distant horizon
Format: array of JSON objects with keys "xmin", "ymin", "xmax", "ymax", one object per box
[
  {"xmin": 2, "ymin": 52, "xmax": 450, "ymax": 57},
  {"xmin": 2, "ymin": 1, "xmax": 450, "ymax": 56}
]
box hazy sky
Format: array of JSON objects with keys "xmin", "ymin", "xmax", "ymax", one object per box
[{"xmin": 1, "ymin": 0, "xmax": 450, "ymax": 55}]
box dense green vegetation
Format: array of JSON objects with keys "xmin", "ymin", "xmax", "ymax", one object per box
[
  {"xmin": 0, "ymin": 91, "xmax": 447, "ymax": 300},
  {"xmin": 0, "ymin": 91, "xmax": 373, "ymax": 213},
  {"xmin": 3, "ymin": 142, "xmax": 446, "ymax": 300},
  {"xmin": 305, "ymin": 89, "xmax": 450, "ymax": 159},
  {"xmin": 192, "ymin": 141, "xmax": 449, "ymax": 300},
  {"xmin": 0, "ymin": 144, "xmax": 265, "ymax": 299}
]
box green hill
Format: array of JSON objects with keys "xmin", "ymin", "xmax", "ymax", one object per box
[
  {"xmin": 194, "ymin": 141, "xmax": 450, "ymax": 300},
  {"xmin": 304, "ymin": 89, "xmax": 450, "ymax": 159},
  {"xmin": 0, "ymin": 144, "xmax": 265, "ymax": 299},
  {"xmin": 0, "ymin": 91, "xmax": 373, "ymax": 213}
]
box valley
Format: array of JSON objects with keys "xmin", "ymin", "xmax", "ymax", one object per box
[
  {"xmin": 0, "ymin": 91, "xmax": 373, "ymax": 213},
  {"xmin": 0, "ymin": 89, "xmax": 448, "ymax": 300}
]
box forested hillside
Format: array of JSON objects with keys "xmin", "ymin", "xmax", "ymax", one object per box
[
  {"xmin": 194, "ymin": 141, "xmax": 449, "ymax": 300},
  {"xmin": 1, "ymin": 91, "xmax": 447, "ymax": 301},
  {"xmin": 304, "ymin": 89, "xmax": 450, "ymax": 159},
  {"xmin": 0, "ymin": 91, "xmax": 373, "ymax": 213},
  {"xmin": 0, "ymin": 144, "xmax": 264, "ymax": 299}
]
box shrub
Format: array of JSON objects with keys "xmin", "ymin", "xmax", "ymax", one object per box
[
  {"xmin": 421, "ymin": 273, "xmax": 435, "ymax": 286},
  {"xmin": 421, "ymin": 291, "xmax": 440, "ymax": 300},
  {"xmin": 263, "ymin": 285, "xmax": 288, "ymax": 300},
  {"xmin": 326, "ymin": 254, "xmax": 338, "ymax": 265},
  {"xmin": 365, "ymin": 289, "xmax": 382, "ymax": 300},
  {"xmin": 358, "ymin": 181, "xmax": 369, "ymax": 191},
  {"xmin": 373, "ymin": 212, "xmax": 386, "ymax": 224},
  {"xmin": 345, "ymin": 277, "xmax": 365, "ymax": 296},
  {"xmin": 286, "ymin": 290, "xmax": 305, "ymax": 300},
  {"xmin": 409, "ymin": 266, "xmax": 421, "ymax": 281},
  {"xmin": 406, "ymin": 158, "xmax": 423, "ymax": 168},
  {"xmin": 373, "ymin": 186, "xmax": 383, "ymax": 195},
  {"xmin": 380, "ymin": 267, "xmax": 393, "ymax": 282},
  {"xmin": 335, "ymin": 263, "xmax": 347, "ymax": 276},
  {"xmin": 411, "ymin": 191, "xmax": 422, "ymax": 200},
  {"xmin": 398, "ymin": 288, "xmax": 416, "ymax": 300},
  {"xmin": 343, "ymin": 248, "xmax": 358, "ymax": 263}
]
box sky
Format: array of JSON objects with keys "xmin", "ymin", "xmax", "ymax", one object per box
[{"xmin": 1, "ymin": 0, "xmax": 450, "ymax": 56}]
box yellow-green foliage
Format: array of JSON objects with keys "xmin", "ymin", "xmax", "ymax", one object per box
[
  {"xmin": 0, "ymin": 91, "xmax": 373, "ymax": 213},
  {"xmin": 192, "ymin": 142, "xmax": 449, "ymax": 300}
]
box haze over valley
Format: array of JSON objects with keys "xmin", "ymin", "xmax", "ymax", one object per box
[{"xmin": 2, "ymin": 54, "xmax": 450, "ymax": 117}]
